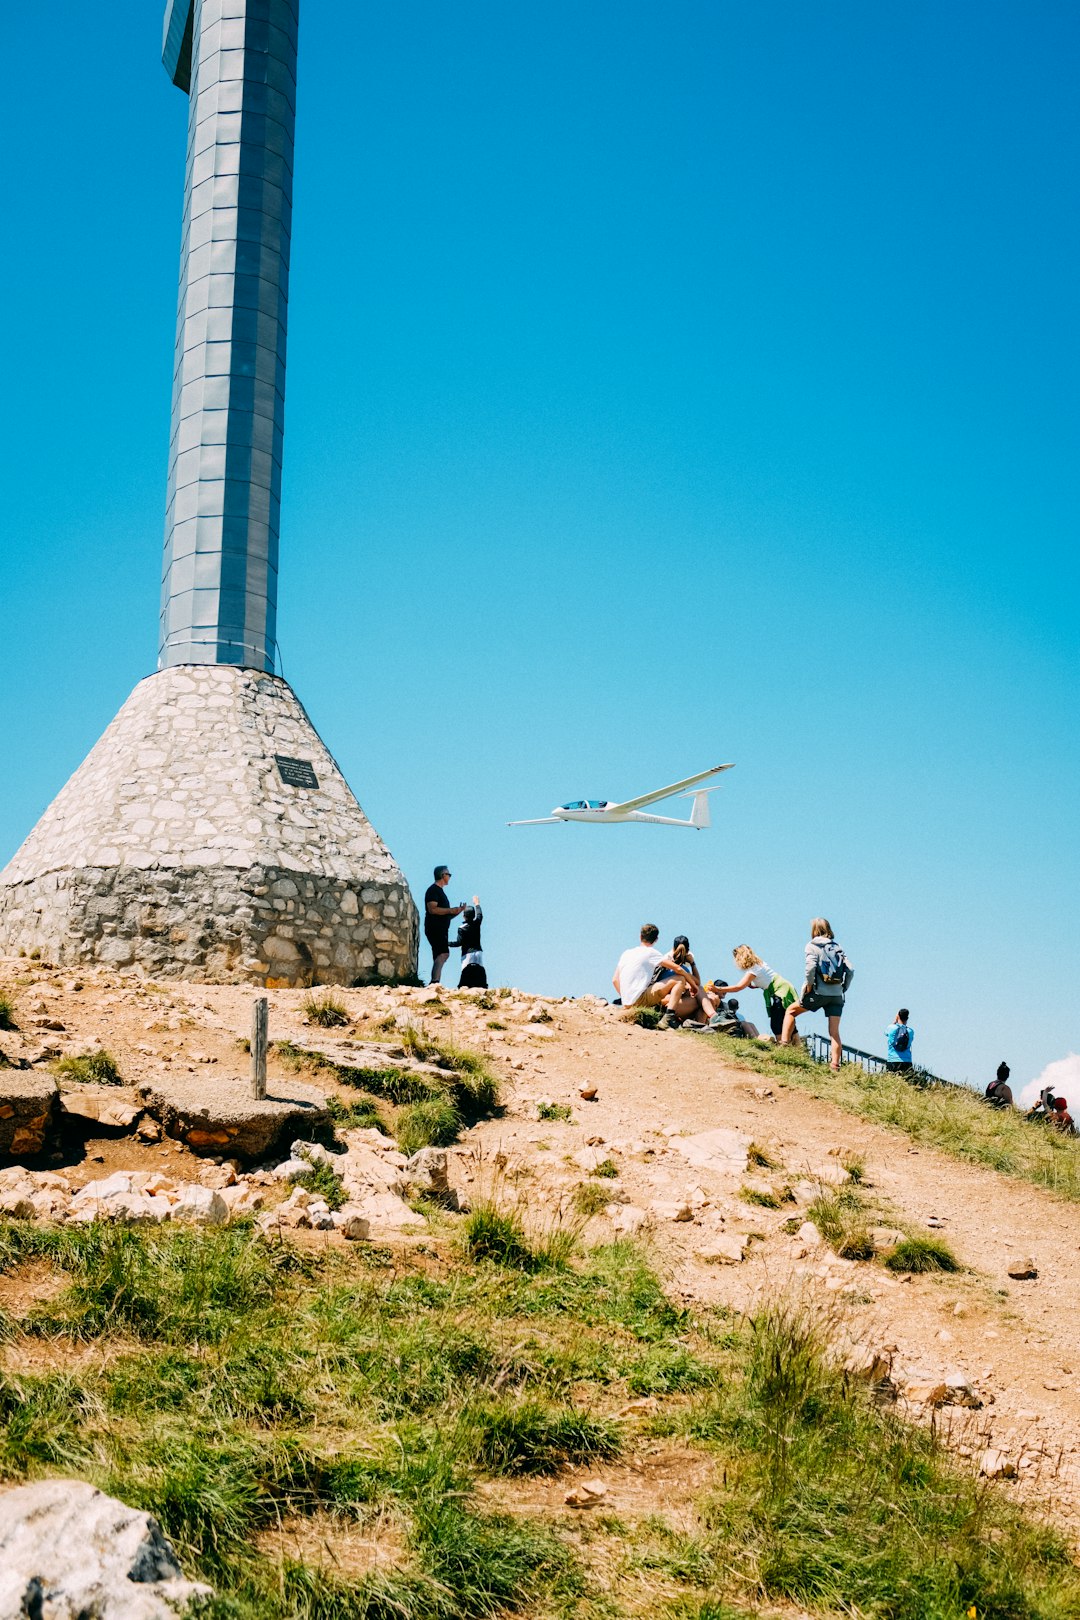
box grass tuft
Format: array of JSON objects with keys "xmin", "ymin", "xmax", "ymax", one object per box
[
  {"xmin": 325, "ymin": 1094, "xmax": 387, "ymax": 1134},
  {"xmin": 293, "ymin": 1159, "xmax": 347, "ymax": 1211},
  {"xmin": 884, "ymin": 1235, "xmax": 962, "ymax": 1274},
  {"xmin": 396, "ymin": 1096, "xmax": 462, "ymax": 1156},
  {"xmin": 462, "ymin": 1205, "xmax": 536, "ymax": 1270},
  {"xmin": 537, "ymin": 1101, "xmax": 573, "ymax": 1123},
  {"xmin": 589, "ymin": 1157, "xmax": 619, "ymax": 1179},
  {"xmin": 301, "ymin": 992, "xmax": 349, "ymax": 1028},
  {"xmin": 55, "ymin": 1049, "xmax": 123, "ymax": 1085},
  {"xmin": 572, "ymin": 1182, "xmax": 611, "ymax": 1216},
  {"xmin": 467, "ymin": 1398, "xmax": 620, "ymax": 1475},
  {"xmin": 806, "ymin": 1188, "xmax": 875, "ymax": 1260},
  {"xmin": 0, "ymin": 996, "xmax": 17, "ymax": 1031}
]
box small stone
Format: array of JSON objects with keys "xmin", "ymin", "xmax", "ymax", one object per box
[
  {"xmin": 333, "ymin": 1210, "xmax": 371, "ymax": 1240},
  {"xmin": 869, "ymin": 1226, "xmax": 905, "ymax": 1254},
  {"xmin": 609, "ymin": 1204, "xmax": 648, "ymax": 1235},
  {"xmin": 905, "ymin": 1382, "xmax": 948, "ymax": 1407},
  {"xmin": 979, "ymin": 1449, "xmax": 1017, "ymax": 1480},
  {"xmin": 171, "ymin": 1185, "xmax": 229, "ymax": 1226},
  {"xmin": 579, "ymin": 1086, "xmax": 598, "ymax": 1101},
  {"xmin": 695, "ymin": 1234, "xmax": 746, "ymax": 1264},
  {"xmin": 796, "ymin": 1220, "xmax": 823, "ymax": 1248},
  {"xmin": 563, "ymin": 1479, "xmax": 607, "ymax": 1507},
  {"xmin": 650, "ymin": 1199, "xmax": 693, "ymax": 1222},
  {"xmin": 1007, "ymin": 1257, "xmax": 1038, "ymax": 1280}
]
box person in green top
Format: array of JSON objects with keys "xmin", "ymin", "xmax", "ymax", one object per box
[{"xmin": 720, "ymin": 946, "xmax": 800, "ymax": 1041}]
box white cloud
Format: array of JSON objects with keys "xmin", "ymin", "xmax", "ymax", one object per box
[{"xmin": 1017, "ymin": 1052, "xmax": 1080, "ymax": 1112}]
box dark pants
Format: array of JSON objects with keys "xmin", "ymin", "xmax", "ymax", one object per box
[{"xmin": 886, "ymin": 1060, "xmax": 913, "ymax": 1075}]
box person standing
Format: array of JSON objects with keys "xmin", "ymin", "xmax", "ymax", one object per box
[
  {"xmin": 885, "ymin": 1008, "xmax": 915, "ymax": 1074},
  {"xmin": 424, "ymin": 865, "xmax": 465, "ymax": 985},
  {"xmin": 780, "ymin": 918, "xmax": 854, "ymax": 1070},
  {"xmin": 456, "ymin": 898, "xmax": 487, "ymax": 989}
]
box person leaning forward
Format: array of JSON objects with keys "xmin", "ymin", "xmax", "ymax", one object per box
[{"xmin": 424, "ymin": 864, "xmax": 466, "ymax": 986}]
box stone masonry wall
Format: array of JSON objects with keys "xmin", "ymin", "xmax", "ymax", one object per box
[{"xmin": 0, "ymin": 668, "xmax": 418, "ymax": 986}]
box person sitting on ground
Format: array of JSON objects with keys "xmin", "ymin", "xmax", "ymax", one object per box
[
  {"xmin": 885, "ymin": 1008, "xmax": 915, "ymax": 1074},
  {"xmin": 706, "ymin": 993, "xmax": 760, "ymax": 1039},
  {"xmin": 780, "ymin": 918, "xmax": 854, "ymax": 1071},
  {"xmin": 612, "ymin": 924, "xmax": 701, "ymax": 1026},
  {"xmin": 985, "ymin": 1062, "xmax": 1013, "ymax": 1108},
  {"xmin": 1026, "ymin": 1085, "xmax": 1059, "ymax": 1122},
  {"xmin": 719, "ymin": 946, "xmax": 800, "ymax": 1040},
  {"xmin": 455, "ymin": 896, "xmax": 487, "ymax": 989},
  {"xmin": 1051, "ymin": 1097, "xmax": 1075, "ymax": 1134}
]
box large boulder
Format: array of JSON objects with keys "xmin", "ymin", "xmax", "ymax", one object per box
[
  {"xmin": 0, "ymin": 1478, "xmax": 211, "ymax": 1619},
  {"xmin": 137, "ymin": 1073, "xmax": 329, "ymax": 1161},
  {"xmin": 0, "ymin": 1071, "xmax": 59, "ymax": 1160}
]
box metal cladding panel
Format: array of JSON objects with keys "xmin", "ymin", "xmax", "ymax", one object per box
[{"xmin": 159, "ymin": 0, "xmax": 298, "ymax": 673}]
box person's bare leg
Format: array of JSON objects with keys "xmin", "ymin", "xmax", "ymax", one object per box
[
  {"xmin": 827, "ymin": 1013, "xmax": 842, "ymax": 1069},
  {"xmin": 741, "ymin": 1020, "xmax": 760, "ymax": 1038},
  {"xmin": 780, "ymin": 1004, "xmax": 804, "ymax": 1046},
  {"xmin": 430, "ymin": 952, "xmax": 449, "ymax": 985}
]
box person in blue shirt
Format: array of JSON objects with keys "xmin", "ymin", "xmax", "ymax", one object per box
[{"xmin": 885, "ymin": 1009, "xmax": 914, "ymax": 1073}]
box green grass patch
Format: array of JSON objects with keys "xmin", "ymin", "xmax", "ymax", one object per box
[
  {"xmin": 0, "ymin": 1212, "xmax": 1073, "ymax": 1619},
  {"xmin": 537, "ymin": 1100, "xmax": 573, "ymax": 1123},
  {"xmin": 0, "ymin": 995, "xmax": 17, "ymax": 1031},
  {"xmin": 697, "ymin": 1030, "xmax": 1080, "ymax": 1205},
  {"xmin": 301, "ymin": 991, "xmax": 349, "ymax": 1028},
  {"xmin": 396, "ymin": 1096, "xmax": 462, "ymax": 1155},
  {"xmin": 278, "ymin": 1034, "xmax": 499, "ymax": 1123},
  {"xmin": 466, "ymin": 1398, "xmax": 620, "ymax": 1475},
  {"xmin": 589, "ymin": 1157, "xmax": 619, "ymax": 1179},
  {"xmin": 293, "ymin": 1159, "xmax": 347, "ymax": 1211},
  {"xmin": 884, "ymin": 1235, "xmax": 962, "ymax": 1274},
  {"xmin": 624, "ymin": 1005, "xmax": 662, "ymax": 1029},
  {"xmin": 572, "ymin": 1182, "xmax": 612, "ymax": 1217},
  {"xmin": 54, "ymin": 1049, "xmax": 123, "ymax": 1085},
  {"xmin": 324, "ymin": 1094, "xmax": 387, "ymax": 1133},
  {"xmin": 805, "ymin": 1187, "xmax": 875, "ymax": 1261}
]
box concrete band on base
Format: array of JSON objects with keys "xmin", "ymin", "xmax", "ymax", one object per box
[{"xmin": 0, "ymin": 666, "xmax": 417, "ymax": 986}]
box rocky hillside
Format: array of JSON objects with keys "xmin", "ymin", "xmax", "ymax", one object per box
[{"xmin": 2, "ymin": 960, "xmax": 1080, "ymax": 1616}]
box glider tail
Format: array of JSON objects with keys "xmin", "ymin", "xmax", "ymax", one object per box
[{"xmin": 689, "ymin": 789, "xmax": 712, "ymax": 829}]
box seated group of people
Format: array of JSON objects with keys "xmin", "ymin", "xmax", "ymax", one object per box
[
  {"xmin": 986, "ymin": 1065, "xmax": 1075, "ymax": 1131},
  {"xmin": 612, "ymin": 921, "xmax": 854, "ymax": 1069}
]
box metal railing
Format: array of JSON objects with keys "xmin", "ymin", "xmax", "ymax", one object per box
[{"xmin": 803, "ymin": 1032, "xmax": 949, "ymax": 1088}]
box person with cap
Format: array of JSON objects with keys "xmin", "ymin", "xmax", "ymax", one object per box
[
  {"xmin": 1051, "ymin": 1096, "xmax": 1076, "ymax": 1134},
  {"xmin": 985, "ymin": 1062, "xmax": 1013, "ymax": 1109},
  {"xmin": 423, "ymin": 865, "xmax": 466, "ymax": 985}
]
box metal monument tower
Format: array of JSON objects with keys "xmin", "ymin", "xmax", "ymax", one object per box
[
  {"xmin": 0, "ymin": 3, "xmax": 418, "ymax": 984},
  {"xmin": 160, "ymin": 0, "xmax": 296, "ymax": 672}
]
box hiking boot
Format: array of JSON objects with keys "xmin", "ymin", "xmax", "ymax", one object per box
[{"xmin": 657, "ymin": 1012, "xmax": 678, "ymax": 1030}]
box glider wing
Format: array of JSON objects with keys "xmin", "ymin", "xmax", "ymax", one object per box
[{"xmin": 610, "ymin": 762, "xmax": 734, "ymax": 814}]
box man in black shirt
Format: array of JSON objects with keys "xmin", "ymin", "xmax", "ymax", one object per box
[{"xmin": 424, "ymin": 865, "xmax": 465, "ymax": 985}]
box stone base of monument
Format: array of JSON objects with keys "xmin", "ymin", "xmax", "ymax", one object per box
[
  {"xmin": 0, "ymin": 1072, "xmax": 59, "ymax": 1159},
  {"xmin": 0, "ymin": 666, "xmax": 418, "ymax": 987},
  {"xmin": 137, "ymin": 1074, "xmax": 328, "ymax": 1160}
]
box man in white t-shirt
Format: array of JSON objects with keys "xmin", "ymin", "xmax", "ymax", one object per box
[{"xmin": 613, "ymin": 924, "xmax": 701, "ymax": 1026}]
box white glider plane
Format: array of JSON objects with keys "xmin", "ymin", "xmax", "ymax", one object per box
[{"xmin": 508, "ymin": 763, "xmax": 733, "ymax": 829}]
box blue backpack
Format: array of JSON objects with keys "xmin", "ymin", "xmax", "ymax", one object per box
[{"xmin": 814, "ymin": 938, "xmax": 848, "ymax": 987}]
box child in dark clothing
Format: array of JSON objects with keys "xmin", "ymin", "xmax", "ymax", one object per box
[{"xmin": 455, "ymin": 897, "xmax": 487, "ymax": 989}]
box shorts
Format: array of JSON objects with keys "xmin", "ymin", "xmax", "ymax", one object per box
[
  {"xmin": 803, "ymin": 992, "xmax": 843, "ymax": 1018},
  {"xmin": 425, "ymin": 933, "xmax": 450, "ymax": 958}
]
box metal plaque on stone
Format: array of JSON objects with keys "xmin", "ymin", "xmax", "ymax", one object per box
[{"xmin": 274, "ymin": 754, "xmax": 319, "ymax": 790}]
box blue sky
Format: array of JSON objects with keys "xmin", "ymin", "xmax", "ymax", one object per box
[{"xmin": 2, "ymin": 2, "xmax": 1077, "ymax": 1092}]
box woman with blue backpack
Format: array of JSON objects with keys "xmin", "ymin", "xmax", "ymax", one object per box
[{"xmin": 779, "ymin": 918, "xmax": 854, "ymax": 1070}]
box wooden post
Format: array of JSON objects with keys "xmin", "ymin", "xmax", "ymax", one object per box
[{"xmin": 251, "ymin": 997, "xmax": 268, "ymax": 1100}]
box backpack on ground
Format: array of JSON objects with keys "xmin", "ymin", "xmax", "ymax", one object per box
[
  {"xmin": 813, "ymin": 938, "xmax": 848, "ymax": 987},
  {"xmin": 894, "ymin": 1027, "xmax": 910, "ymax": 1053}
]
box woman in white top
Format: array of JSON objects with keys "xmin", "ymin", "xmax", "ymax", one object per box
[{"xmin": 719, "ymin": 946, "xmax": 799, "ymax": 1041}]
